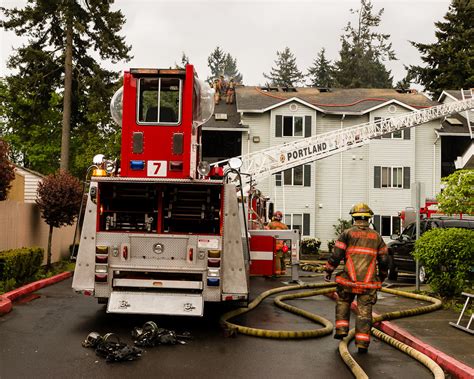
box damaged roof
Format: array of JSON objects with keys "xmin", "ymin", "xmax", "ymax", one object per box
[
  {"xmin": 202, "ymin": 101, "xmax": 245, "ymax": 130},
  {"xmin": 236, "ymin": 87, "xmax": 438, "ymax": 114}
]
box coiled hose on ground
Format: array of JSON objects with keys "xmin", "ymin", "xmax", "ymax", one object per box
[{"xmin": 220, "ymin": 282, "xmax": 444, "ymax": 378}]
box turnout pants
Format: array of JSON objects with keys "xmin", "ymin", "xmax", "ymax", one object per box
[{"xmin": 335, "ymin": 285, "xmax": 377, "ymax": 349}]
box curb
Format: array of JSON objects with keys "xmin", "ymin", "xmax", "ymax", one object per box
[
  {"xmin": 326, "ymin": 292, "xmax": 474, "ymax": 379},
  {"xmin": 0, "ymin": 271, "xmax": 72, "ymax": 316}
]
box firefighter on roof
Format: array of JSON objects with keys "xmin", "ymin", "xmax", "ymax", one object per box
[
  {"xmin": 324, "ymin": 203, "xmax": 389, "ymax": 353},
  {"xmin": 267, "ymin": 211, "xmax": 289, "ymax": 275}
]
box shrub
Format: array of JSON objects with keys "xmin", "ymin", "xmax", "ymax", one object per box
[
  {"xmin": 413, "ymin": 228, "xmax": 474, "ymax": 297},
  {"xmin": 0, "ymin": 247, "xmax": 44, "ymax": 283},
  {"xmin": 301, "ymin": 238, "xmax": 321, "ymax": 257},
  {"xmin": 333, "ymin": 218, "xmax": 352, "ymax": 236}
]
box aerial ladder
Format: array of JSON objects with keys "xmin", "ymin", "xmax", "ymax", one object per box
[{"xmin": 212, "ymin": 97, "xmax": 474, "ymax": 189}]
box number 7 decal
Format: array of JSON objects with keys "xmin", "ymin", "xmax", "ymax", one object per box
[{"xmin": 147, "ymin": 160, "xmax": 167, "ymax": 177}]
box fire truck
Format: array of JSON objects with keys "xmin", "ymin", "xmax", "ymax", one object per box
[{"xmin": 72, "ymin": 64, "xmax": 474, "ymax": 316}]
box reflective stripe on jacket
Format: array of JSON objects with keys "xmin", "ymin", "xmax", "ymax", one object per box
[{"xmin": 325, "ymin": 220, "xmax": 389, "ymax": 292}]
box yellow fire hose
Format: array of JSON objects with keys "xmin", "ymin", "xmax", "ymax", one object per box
[{"xmin": 220, "ymin": 283, "xmax": 444, "ymax": 378}]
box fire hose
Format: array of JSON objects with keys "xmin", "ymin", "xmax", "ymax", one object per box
[{"xmin": 220, "ymin": 283, "xmax": 444, "ymax": 378}]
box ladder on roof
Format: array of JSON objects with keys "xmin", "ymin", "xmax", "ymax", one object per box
[
  {"xmin": 461, "ymin": 89, "xmax": 474, "ymax": 139},
  {"xmin": 212, "ymin": 97, "xmax": 474, "ymax": 189}
]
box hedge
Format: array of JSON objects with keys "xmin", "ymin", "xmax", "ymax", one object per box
[
  {"xmin": 413, "ymin": 228, "xmax": 474, "ymax": 297},
  {"xmin": 0, "ymin": 247, "xmax": 44, "ymax": 283}
]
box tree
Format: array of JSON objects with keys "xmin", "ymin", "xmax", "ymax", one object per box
[
  {"xmin": 408, "ymin": 0, "xmax": 474, "ymax": 98},
  {"xmin": 263, "ymin": 47, "xmax": 304, "ymax": 87},
  {"xmin": 223, "ymin": 53, "xmax": 243, "ymax": 84},
  {"xmin": 436, "ymin": 169, "xmax": 474, "ymax": 215},
  {"xmin": 1, "ymin": 1, "xmax": 131, "ymax": 173},
  {"xmin": 207, "ymin": 47, "xmax": 243, "ymax": 83},
  {"xmin": 175, "ymin": 52, "xmax": 190, "ymax": 69},
  {"xmin": 307, "ymin": 48, "xmax": 334, "ymax": 87},
  {"xmin": 333, "ymin": 0, "xmax": 396, "ymax": 88},
  {"xmin": 36, "ymin": 170, "xmax": 82, "ymax": 268},
  {"xmin": 0, "ymin": 138, "xmax": 15, "ymax": 201}
]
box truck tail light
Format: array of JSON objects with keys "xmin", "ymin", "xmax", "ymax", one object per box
[
  {"xmin": 207, "ymin": 258, "xmax": 221, "ymax": 267},
  {"xmin": 95, "ymin": 273, "xmax": 108, "ymax": 283},
  {"xmin": 95, "ymin": 255, "xmax": 108, "ymax": 264},
  {"xmin": 121, "ymin": 243, "xmax": 130, "ymax": 261},
  {"xmin": 207, "ymin": 268, "xmax": 220, "ymax": 286}
]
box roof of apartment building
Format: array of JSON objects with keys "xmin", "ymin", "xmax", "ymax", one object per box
[
  {"xmin": 235, "ymin": 87, "xmax": 438, "ymax": 114},
  {"xmin": 437, "ymin": 113, "xmax": 472, "ymax": 135},
  {"xmin": 439, "ymin": 89, "xmax": 473, "ymax": 102},
  {"xmin": 202, "ymin": 100, "xmax": 245, "ymax": 130}
]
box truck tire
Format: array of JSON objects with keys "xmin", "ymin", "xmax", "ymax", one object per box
[
  {"xmin": 418, "ymin": 265, "xmax": 427, "ymax": 284},
  {"xmin": 388, "ymin": 258, "xmax": 398, "ymax": 281}
]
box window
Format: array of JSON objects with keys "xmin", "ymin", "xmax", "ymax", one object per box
[
  {"xmin": 276, "ymin": 115, "xmax": 312, "ymax": 137},
  {"xmin": 374, "ymin": 116, "xmax": 410, "ymax": 140},
  {"xmin": 283, "ymin": 213, "xmax": 310, "ymax": 236},
  {"xmin": 138, "ymin": 77, "xmax": 182, "ymax": 124},
  {"xmin": 374, "ymin": 166, "xmax": 410, "ymax": 189},
  {"xmin": 275, "ymin": 165, "xmax": 311, "ymax": 186},
  {"xmin": 373, "ymin": 215, "xmax": 401, "ymax": 237}
]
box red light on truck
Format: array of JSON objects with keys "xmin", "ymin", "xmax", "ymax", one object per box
[
  {"xmin": 94, "ymin": 274, "xmax": 108, "ymax": 283},
  {"xmin": 122, "ymin": 245, "xmax": 128, "ymax": 260}
]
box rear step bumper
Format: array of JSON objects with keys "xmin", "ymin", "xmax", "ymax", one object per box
[{"xmin": 107, "ymin": 291, "xmax": 204, "ymax": 316}]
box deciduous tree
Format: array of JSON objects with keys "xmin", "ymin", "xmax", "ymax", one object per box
[
  {"xmin": 263, "ymin": 47, "xmax": 304, "ymax": 87},
  {"xmin": 436, "ymin": 169, "xmax": 474, "ymax": 215},
  {"xmin": 36, "ymin": 171, "xmax": 82, "ymax": 268},
  {"xmin": 408, "ymin": 0, "xmax": 474, "ymax": 98},
  {"xmin": 333, "ymin": 0, "xmax": 396, "ymax": 88}
]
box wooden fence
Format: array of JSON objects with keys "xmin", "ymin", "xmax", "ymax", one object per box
[{"xmin": 0, "ymin": 200, "xmax": 76, "ymax": 265}]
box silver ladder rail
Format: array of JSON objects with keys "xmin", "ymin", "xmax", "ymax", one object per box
[{"xmin": 212, "ymin": 98, "xmax": 474, "ymax": 187}]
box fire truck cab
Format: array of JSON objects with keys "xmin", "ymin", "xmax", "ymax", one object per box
[{"xmin": 72, "ymin": 65, "xmax": 251, "ymax": 316}]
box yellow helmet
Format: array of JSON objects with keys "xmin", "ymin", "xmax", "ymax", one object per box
[{"xmin": 350, "ymin": 203, "xmax": 373, "ymax": 218}]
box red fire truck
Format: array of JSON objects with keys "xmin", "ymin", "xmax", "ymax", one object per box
[{"xmin": 72, "ymin": 65, "xmax": 264, "ymax": 316}]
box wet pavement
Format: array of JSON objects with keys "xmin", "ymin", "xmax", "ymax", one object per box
[{"xmin": 0, "ymin": 275, "xmax": 441, "ymax": 378}]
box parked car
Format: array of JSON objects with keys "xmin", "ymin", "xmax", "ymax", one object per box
[{"xmin": 387, "ymin": 217, "xmax": 474, "ymax": 283}]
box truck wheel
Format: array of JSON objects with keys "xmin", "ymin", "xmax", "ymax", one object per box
[
  {"xmin": 418, "ymin": 265, "xmax": 427, "ymax": 284},
  {"xmin": 388, "ymin": 259, "xmax": 398, "ymax": 281}
]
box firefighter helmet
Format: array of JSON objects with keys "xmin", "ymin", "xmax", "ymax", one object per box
[
  {"xmin": 349, "ymin": 203, "xmax": 374, "ymax": 218},
  {"xmin": 273, "ymin": 211, "xmax": 283, "ymax": 221}
]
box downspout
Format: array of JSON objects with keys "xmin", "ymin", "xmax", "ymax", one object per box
[
  {"xmin": 339, "ymin": 114, "xmax": 346, "ymax": 219},
  {"xmin": 433, "ymin": 131, "xmax": 440, "ymax": 196}
]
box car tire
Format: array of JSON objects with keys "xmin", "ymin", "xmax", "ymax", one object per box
[
  {"xmin": 388, "ymin": 258, "xmax": 398, "ymax": 281},
  {"xmin": 418, "ymin": 265, "xmax": 427, "ymax": 284}
]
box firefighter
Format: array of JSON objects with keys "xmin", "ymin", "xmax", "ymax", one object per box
[
  {"xmin": 324, "ymin": 203, "xmax": 389, "ymax": 353},
  {"xmin": 267, "ymin": 211, "xmax": 288, "ymax": 275},
  {"xmin": 226, "ymin": 78, "xmax": 235, "ymax": 104},
  {"xmin": 212, "ymin": 78, "xmax": 221, "ymax": 105}
]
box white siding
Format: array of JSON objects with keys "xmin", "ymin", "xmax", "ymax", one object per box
[
  {"xmin": 240, "ymin": 101, "xmax": 443, "ymax": 247},
  {"xmin": 15, "ymin": 168, "xmax": 42, "ymax": 203},
  {"xmin": 315, "ymin": 114, "xmax": 369, "ymax": 247}
]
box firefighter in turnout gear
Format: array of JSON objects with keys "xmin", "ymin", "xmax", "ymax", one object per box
[
  {"xmin": 267, "ymin": 211, "xmax": 289, "ymax": 275},
  {"xmin": 324, "ymin": 203, "xmax": 389, "ymax": 353}
]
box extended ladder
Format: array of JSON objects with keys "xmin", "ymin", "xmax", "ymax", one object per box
[{"xmin": 212, "ymin": 98, "xmax": 474, "ymax": 188}]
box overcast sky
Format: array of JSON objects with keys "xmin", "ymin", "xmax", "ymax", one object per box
[{"xmin": 1, "ymin": 0, "xmax": 451, "ymax": 87}]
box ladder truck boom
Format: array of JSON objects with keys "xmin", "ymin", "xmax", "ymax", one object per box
[{"xmin": 213, "ymin": 98, "xmax": 474, "ymax": 188}]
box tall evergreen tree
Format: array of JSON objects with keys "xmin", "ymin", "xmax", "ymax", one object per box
[
  {"xmin": 263, "ymin": 47, "xmax": 304, "ymax": 87},
  {"xmin": 307, "ymin": 48, "xmax": 334, "ymax": 87},
  {"xmin": 408, "ymin": 0, "xmax": 474, "ymax": 98},
  {"xmin": 207, "ymin": 47, "xmax": 243, "ymax": 83},
  {"xmin": 207, "ymin": 46, "xmax": 226, "ymax": 80},
  {"xmin": 1, "ymin": 0, "xmax": 131, "ymax": 174},
  {"xmin": 223, "ymin": 53, "xmax": 243, "ymax": 83},
  {"xmin": 333, "ymin": 0, "xmax": 396, "ymax": 88}
]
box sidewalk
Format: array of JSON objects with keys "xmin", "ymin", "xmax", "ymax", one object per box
[{"xmin": 374, "ymin": 289, "xmax": 474, "ymax": 378}]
